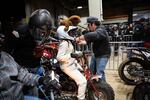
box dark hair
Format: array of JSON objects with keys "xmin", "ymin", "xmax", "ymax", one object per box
[
  {"xmin": 90, "ymin": 21, "xmax": 100, "ymax": 26},
  {"xmin": 94, "ymin": 21, "xmax": 101, "ymax": 26}
]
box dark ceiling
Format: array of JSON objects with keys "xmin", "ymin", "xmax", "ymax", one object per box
[
  {"xmin": 1, "ymin": 0, "xmax": 149, "ymax": 19},
  {"xmin": 103, "ymin": 0, "xmax": 150, "ymax": 19},
  {"xmin": 58, "ymin": 0, "xmax": 88, "ymax": 11},
  {"xmin": 61, "ymin": 0, "xmax": 150, "ymax": 19}
]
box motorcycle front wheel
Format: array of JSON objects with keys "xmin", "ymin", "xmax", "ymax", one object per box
[
  {"xmin": 87, "ymin": 80, "xmax": 115, "ymax": 100},
  {"xmin": 118, "ymin": 57, "xmax": 146, "ymax": 85}
]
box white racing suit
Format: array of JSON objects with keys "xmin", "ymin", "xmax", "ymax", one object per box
[
  {"xmin": 56, "ymin": 40, "xmax": 87, "ymax": 100},
  {"xmin": 0, "ymin": 51, "xmax": 40, "ymax": 100}
]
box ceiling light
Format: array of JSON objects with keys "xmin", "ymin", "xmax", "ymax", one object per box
[
  {"xmin": 77, "ymin": 6, "xmax": 83, "ymax": 9},
  {"xmin": 133, "ymin": 13, "xmax": 138, "ymax": 16}
]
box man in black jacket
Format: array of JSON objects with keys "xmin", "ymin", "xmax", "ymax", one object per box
[{"xmin": 76, "ymin": 16, "xmax": 111, "ymax": 81}]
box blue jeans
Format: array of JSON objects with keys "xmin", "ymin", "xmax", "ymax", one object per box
[
  {"xmin": 90, "ymin": 55, "xmax": 110, "ymax": 81},
  {"xmin": 24, "ymin": 96, "xmax": 42, "ymax": 100}
]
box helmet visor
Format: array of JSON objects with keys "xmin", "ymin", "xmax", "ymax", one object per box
[{"xmin": 32, "ymin": 25, "xmax": 48, "ymax": 45}]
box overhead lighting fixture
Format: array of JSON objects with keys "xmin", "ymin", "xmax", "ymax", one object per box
[
  {"xmin": 133, "ymin": 13, "xmax": 138, "ymax": 16},
  {"xmin": 77, "ymin": 6, "xmax": 83, "ymax": 9}
]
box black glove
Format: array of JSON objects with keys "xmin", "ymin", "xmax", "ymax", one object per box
[
  {"xmin": 38, "ymin": 71, "xmax": 61, "ymax": 90},
  {"xmin": 71, "ymin": 51, "xmax": 83, "ymax": 58}
]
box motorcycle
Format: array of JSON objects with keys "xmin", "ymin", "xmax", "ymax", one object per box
[
  {"xmin": 118, "ymin": 47, "xmax": 150, "ymax": 100},
  {"xmin": 118, "ymin": 47, "xmax": 150, "ymax": 85},
  {"xmin": 39, "ymin": 39, "xmax": 115, "ymax": 100}
]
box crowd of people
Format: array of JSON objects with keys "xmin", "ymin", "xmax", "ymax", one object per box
[{"xmin": 104, "ymin": 18, "xmax": 150, "ymax": 43}]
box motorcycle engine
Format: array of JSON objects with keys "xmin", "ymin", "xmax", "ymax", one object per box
[{"xmin": 59, "ymin": 74, "xmax": 78, "ymax": 92}]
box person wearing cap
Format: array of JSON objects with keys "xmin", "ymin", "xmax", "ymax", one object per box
[
  {"xmin": 76, "ymin": 16, "xmax": 111, "ymax": 81},
  {"xmin": 56, "ymin": 25, "xmax": 87, "ymax": 100}
]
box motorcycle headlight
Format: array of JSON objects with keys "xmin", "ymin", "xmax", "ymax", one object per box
[{"xmin": 49, "ymin": 58, "xmax": 59, "ymax": 68}]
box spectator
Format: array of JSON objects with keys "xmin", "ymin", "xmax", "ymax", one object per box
[
  {"xmin": 111, "ymin": 24, "xmax": 122, "ymax": 56},
  {"xmin": 143, "ymin": 18, "xmax": 150, "ymax": 48},
  {"xmin": 133, "ymin": 18, "xmax": 145, "ymax": 41}
]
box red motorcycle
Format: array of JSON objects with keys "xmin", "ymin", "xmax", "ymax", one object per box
[
  {"xmin": 39, "ymin": 41, "xmax": 115, "ymax": 100},
  {"xmin": 34, "ymin": 32, "xmax": 114, "ymax": 99},
  {"xmin": 70, "ymin": 51, "xmax": 115, "ymax": 100}
]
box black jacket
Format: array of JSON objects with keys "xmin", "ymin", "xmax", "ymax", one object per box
[
  {"xmin": 5, "ymin": 24, "xmax": 40, "ymax": 68},
  {"xmin": 84, "ymin": 25, "xmax": 111, "ymax": 57}
]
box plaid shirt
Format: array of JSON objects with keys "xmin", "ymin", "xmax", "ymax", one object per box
[{"xmin": 0, "ymin": 51, "xmax": 40, "ymax": 100}]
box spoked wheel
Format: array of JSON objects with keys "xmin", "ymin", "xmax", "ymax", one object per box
[
  {"xmin": 118, "ymin": 58, "xmax": 146, "ymax": 85},
  {"xmin": 88, "ymin": 80, "xmax": 115, "ymax": 100}
]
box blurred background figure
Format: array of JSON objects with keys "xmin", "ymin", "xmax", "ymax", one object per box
[
  {"xmin": 133, "ymin": 18, "xmax": 145, "ymax": 41},
  {"xmin": 111, "ymin": 24, "xmax": 121, "ymax": 56}
]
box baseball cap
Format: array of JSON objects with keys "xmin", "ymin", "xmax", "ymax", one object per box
[{"xmin": 87, "ymin": 16, "xmax": 99, "ymax": 24}]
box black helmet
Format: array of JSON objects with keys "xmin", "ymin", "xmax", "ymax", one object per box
[
  {"xmin": 28, "ymin": 9, "xmax": 53, "ymax": 45},
  {"xmin": 29, "ymin": 9, "xmax": 52, "ymax": 29}
]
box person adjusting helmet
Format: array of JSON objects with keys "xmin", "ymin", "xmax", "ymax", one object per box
[{"xmin": 75, "ymin": 16, "xmax": 111, "ymax": 81}]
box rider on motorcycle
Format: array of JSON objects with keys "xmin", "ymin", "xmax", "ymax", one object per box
[
  {"xmin": 4, "ymin": 9, "xmax": 53, "ymax": 96},
  {"xmin": 0, "ymin": 28, "xmax": 59, "ymax": 99},
  {"xmin": 56, "ymin": 25, "xmax": 87, "ymax": 100},
  {"xmin": 5, "ymin": 9, "xmax": 52, "ymax": 68}
]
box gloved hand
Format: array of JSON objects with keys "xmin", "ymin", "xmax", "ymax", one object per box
[
  {"xmin": 71, "ymin": 51, "xmax": 83, "ymax": 58},
  {"xmin": 39, "ymin": 71, "xmax": 61, "ymax": 91}
]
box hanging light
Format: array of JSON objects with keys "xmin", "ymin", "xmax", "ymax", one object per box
[{"xmin": 77, "ymin": 6, "xmax": 83, "ymax": 9}]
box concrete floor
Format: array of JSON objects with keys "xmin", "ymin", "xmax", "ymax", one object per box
[{"xmin": 105, "ymin": 70, "xmax": 135, "ymax": 100}]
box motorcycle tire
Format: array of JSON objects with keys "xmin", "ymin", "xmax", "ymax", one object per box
[
  {"xmin": 118, "ymin": 57, "xmax": 146, "ymax": 85},
  {"xmin": 88, "ymin": 80, "xmax": 115, "ymax": 100},
  {"xmin": 132, "ymin": 82, "xmax": 150, "ymax": 100}
]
